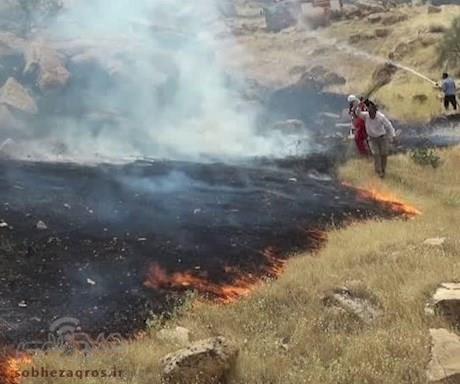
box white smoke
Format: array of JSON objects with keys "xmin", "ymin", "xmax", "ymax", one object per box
[{"xmin": 22, "ymin": 0, "xmax": 303, "ymax": 162}]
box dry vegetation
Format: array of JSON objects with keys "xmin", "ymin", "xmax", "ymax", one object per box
[
  {"xmin": 15, "ymin": 4, "xmax": 460, "ymax": 383},
  {"xmin": 22, "ymin": 145, "xmax": 460, "ymax": 383},
  {"xmin": 228, "ymin": 3, "xmax": 460, "ymax": 123}
]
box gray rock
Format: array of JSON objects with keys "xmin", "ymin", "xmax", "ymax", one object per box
[
  {"xmin": 375, "ymin": 28, "xmax": 391, "ymax": 38},
  {"xmin": 430, "ymin": 282, "xmax": 460, "ymax": 325},
  {"xmin": 160, "ymin": 336, "xmax": 238, "ymax": 384},
  {"xmin": 0, "ymin": 77, "xmax": 37, "ymax": 114},
  {"xmin": 297, "ymin": 65, "xmax": 346, "ymax": 90},
  {"xmin": 23, "ymin": 42, "xmax": 71, "ymax": 92},
  {"xmin": 427, "ymin": 328, "xmax": 460, "ymax": 383},
  {"xmin": 322, "ymin": 287, "xmax": 381, "ymax": 325},
  {"xmin": 36, "ymin": 220, "xmax": 48, "ymax": 230},
  {"xmin": 263, "ymin": 1, "xmax": 301, "ymax": 32},
  {"xmin": 368, "ymin": 13, "xmax": 382, "ymax": 23}
]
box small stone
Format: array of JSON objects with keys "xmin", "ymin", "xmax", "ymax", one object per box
[
  {"xmin": 375, "ymin": 28, "xmax": 390, "ymax": 38},
  {"xmin": 367, "ymin": 14, "xmax": 382, "ymax": 23},
  {"xmin": 36, "ymin": 220, "xmax": 48, "ymax": 230},
  {"xmin": 423, "ymin": 237, "xmax": 446, "ymax": 246},
  {"xmin": 427, "ymin": 5, "xmax": 442, "ymax": 14}
]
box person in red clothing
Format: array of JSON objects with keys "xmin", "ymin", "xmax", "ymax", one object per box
[{"xmin": 347, "ymin": 95, "xmax": 369, "ymax": 156}]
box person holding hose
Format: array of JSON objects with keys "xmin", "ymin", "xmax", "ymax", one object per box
[
  {"xmin": 440, "ymin": 72, "xmax": 457, "ymax": 112},
  {"xmin": 358, "ymin": 103, "xmax": 396, "ymax": 178}
]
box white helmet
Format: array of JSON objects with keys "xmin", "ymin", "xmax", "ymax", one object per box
[{"xmin": 347, "ymin": 94, "xmax": 359, "ymax": 103}]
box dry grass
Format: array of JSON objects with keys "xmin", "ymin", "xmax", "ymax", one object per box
[
  {"xmin": 228, "ymin": 3, "xmax": 460, "ymax": 123},
  {"xmin": 21, "ymin": 146, "xmax": 460, "ymax": 384}
]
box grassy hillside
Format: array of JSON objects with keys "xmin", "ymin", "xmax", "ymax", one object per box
[
  {"xmin": 229, "ymin": 3, "xmax": 460, "ymax": 123},
  {"xmin": 328, "ymin": 5, "xmax": 460, "ymax": 122},
  {"xmin": 23, "ymin": 145, "xmax": 460, "ymax": 383},
  {"xmin": 14, "ymin": 4, "xmax": 460, "ymax": 383}
]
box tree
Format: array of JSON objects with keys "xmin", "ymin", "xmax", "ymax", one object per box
[
  {"xmin": 439, "ymin": 16, "xmax": 460, "ymax": 69},
  {"xmin": 16, "ymin": 0, "xmax": 63, "ymax": 36}
]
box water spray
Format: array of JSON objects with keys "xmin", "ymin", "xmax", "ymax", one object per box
[{"xmin": 309, "ymin": 33, "xmax": 438, "ymax": 88}]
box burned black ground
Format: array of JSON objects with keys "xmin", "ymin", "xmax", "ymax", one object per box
[{"xmin": 0, "ymin": 156, "xmax": 406, "ymax": 346}]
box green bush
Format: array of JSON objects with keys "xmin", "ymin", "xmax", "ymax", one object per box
[
  {"xmin": 410, "ymin": 147, "xmax": 441, "ymax": 168},
  {"xmin": 439, "ymin": 16, "xmax": 460, "ymax": 67}
]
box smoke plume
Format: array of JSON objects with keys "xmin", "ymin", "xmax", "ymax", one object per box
[{"xmin": 14, "ymin": 0, "xmax": 301, "ymax": 162}]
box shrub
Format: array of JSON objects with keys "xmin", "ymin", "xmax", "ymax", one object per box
[
  {"xmin": 439, "ymin": 16, "xmax": 460, "ymax": 67},
  {"xmin": 428, "ymin": 23, "xmax": 446, "ymax": 34},
  {"xmin": 410, "ymin": 147, "xmax": 441, "ymax": 168}
]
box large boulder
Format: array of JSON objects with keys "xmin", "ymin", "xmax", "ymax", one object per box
[
  {"xmin": 263, "ymin": 1, "xmax": 301, "ymax": 32},
  {"xmin": 0, "ymin": 77, "xmax": 37, "ymax": 114},
  {"xmin": 23, "ymin": 42, "xmax": 71, "ymax": 92},
  {"xmin": 429, "ymin": 283, "xmax": 460, "ymax": 325},
  {"xmin": 427, "ymin": 329, "xmax": 460, "ymax": 383},
  {"xmin": 160, "ymin": 336, "xmax": 238, "ymax": 384}
]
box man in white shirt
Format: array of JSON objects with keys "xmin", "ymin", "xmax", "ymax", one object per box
[{"xmin": 358, "ymin": 103, "xmax": 396, "ymax": 178}]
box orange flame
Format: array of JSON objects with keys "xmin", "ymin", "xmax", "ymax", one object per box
[
  {"xmin": 0, "ymin": 353, "xmax": 32, "ymax": 384},
  {"xmin": 343, "ymin": 182, "xmax": 421, "ymax": 216},
  {"xmin": 144, "ymin": 247, "xmax": 287, "ymax": 303}
]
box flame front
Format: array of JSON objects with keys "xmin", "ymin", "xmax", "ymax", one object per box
[
  {"xmin": 343, "ymin": 182, "xmax": 422, "ymax": 216},
  {"xmin": 0, "ymin": 353, "xmax": 32, "ymax": 384},
  {"xmin": 144, "ymin": 247, "xmax": 287, "ymax": 303}
]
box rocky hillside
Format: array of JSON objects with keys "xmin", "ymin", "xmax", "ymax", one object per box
[
  {"xmin": 1, "ymin": 0, "xmax": 459, "ymax": 159},
  {"xmin": 223, "ymin": 1, "xmax": 460, "ymax": 122}
]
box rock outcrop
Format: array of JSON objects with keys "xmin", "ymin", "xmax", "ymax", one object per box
[
  {"xmin": 427, "ymin": 328, "xmax": 460, "ymax": 383},
  {"xmin": 429, "ymin": 282, "xmax": 460, "ymax": 325},
  {"xmin": 23, "ymin": 42, "xmax": 71, "ymax": 92},
  {"xmin": 0, "ymin": 77, "xmax": 37, "ymax": 114},
  {"xmin": 160, "ymin": 336, "xmax": 238, "ymax": 384}
]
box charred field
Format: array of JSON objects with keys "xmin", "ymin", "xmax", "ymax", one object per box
[{"xmin": 0, "ymin": 154, "xmax": 417, "ymax": 346}]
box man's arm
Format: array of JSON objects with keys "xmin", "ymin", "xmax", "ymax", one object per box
[
  {"xmin": 441, "ymin": 80, "xmax": 448, "ymax": 93},
  {"xmin": 381, "ymin": 113, "xmax": 396, "ymax": 137}
]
